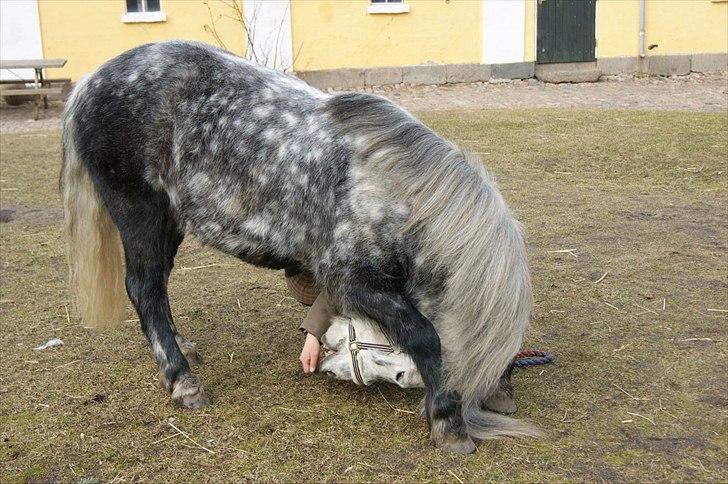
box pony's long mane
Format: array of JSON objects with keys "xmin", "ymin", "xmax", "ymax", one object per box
[{"xmin": 326, "ymin": 93, "xmax": 534, "ymax": 436}]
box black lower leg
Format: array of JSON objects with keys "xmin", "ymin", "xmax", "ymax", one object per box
[
  {"xmin": 125, "ymin": 257, "xmax": 209, "ymax": 408},
  {"xmin": 482, "ymin": 364, "xmax": 517, "ymax": 415},
  {"xmin": 126, "ymin": 265, "xmax": 188, "ymax": 387},
  {"xmin": 340, "ymin": 275, "xmax": 473, "ymax": 452},
  {"xmin": 159, "ymin": 232, "xmax": 201, "ymax": 366},
  {"xmin": 165, "ymin": 296, "xmax": 201, "ymax": 366}
]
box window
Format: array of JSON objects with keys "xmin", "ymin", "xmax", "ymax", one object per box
[
  {"xmin": 368, "ymin": 0, "xmax": 410, "ymax": 15},
  {"xmin": 122, "ymin": 0, "xmax": 166, "ymax": 23},
  {"xmin": 126, "ymin": 0, "xmax": 160, "ymax": 12}
]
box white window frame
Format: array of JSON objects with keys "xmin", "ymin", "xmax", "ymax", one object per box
[
  {"xmin": 368, "ymin": 0, "xmax": 410, "ymax": 15},
  {"xmin": 122, "ymin": 0, "xmax": 166, "ymax": 23}
]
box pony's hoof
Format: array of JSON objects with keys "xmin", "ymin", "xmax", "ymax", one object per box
[
  {"xmin": 435, "ymin": 434, "xmax": 477, "ymax": 454},
  {"xmin": 483, "ymin": 392, "xmax": 518, "ymax": 415},
  {"xmin": 172, "ymin": 374, "xmax": 210, "ymax": 409},
  {"xmin": 176, "ymin": 335, "xmax": 202, "ymax": 367},
  {"xmin": 432, "ymin": 425, "xmax": 477, "ymax": 454}
]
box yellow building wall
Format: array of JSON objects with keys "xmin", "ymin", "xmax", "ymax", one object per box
[
  {"xmin": 38, "ymin": 0, "xmax": 246, "ymax": 80},
  {"xmin": 524, "ymin": 0, "xmax": 535, "ymax": 62},
  {"xmin": 644, "ymin": 0, "xmax": 727, "ymax": 55},
  {"xmin": 597, "ymin": 0, "xmax": 640, "ymax": 58},
  {"xmin": 290, "ymin": 0, "xmax": 481, "ymax": 71},
  {"xmin": 597, "ymin": 0, "xmax": 728, "ymax": 58},
  {"xmin": 34, "ymin": 0, "xmax": 727, "ymax": 80}
]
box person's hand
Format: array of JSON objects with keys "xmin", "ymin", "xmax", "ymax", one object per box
[{"xmin": 299, "ymin": 332, "xmax": 320, "ymax": 374}]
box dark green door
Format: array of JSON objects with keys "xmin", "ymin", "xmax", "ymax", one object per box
[{"xmin": 537, "ymin": 0, "xmax": 596, "ymax": 64}]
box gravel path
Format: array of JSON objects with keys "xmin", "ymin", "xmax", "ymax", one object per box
[
  {"xmin": 372, "ymin": 72, "xmax": 727, "ymax": 113},
  {"xmin": 1, "ymin": 72, "xmax": 725, "ymax": 134}
]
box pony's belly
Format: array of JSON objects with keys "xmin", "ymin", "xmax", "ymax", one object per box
[{"xmin": 186, "ymin": 213, "xmax": 301, "ymax": 265}]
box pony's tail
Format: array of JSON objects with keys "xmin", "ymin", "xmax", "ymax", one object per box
[
  {"xmin": 61, "ymin": 82, "xmax": 126, "ymax": 328},
  {"xmin": 462, "ymin": 402, "xmax": 542, "ymax": 440}
]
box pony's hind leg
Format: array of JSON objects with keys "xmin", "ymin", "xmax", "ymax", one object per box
[
  {"xmin": 339, "ymin": 271, "xmax": 475, "ymax": 454},
  {"xmin": 170, "ymin": 321, "xmax": 202, "ymax": 367},
  {"xmin": 165, "ymin": 289, "xmax": 202, "ymax": 367},
  {"xmin": 156, "ymin": 229, "xmax": 203, "ymax": 367},
  {"xmin": 482, "ymin": 365, "xmax": 517, "ymax": 415},
  {"xmin": 111, "ymin": 195, "xmax": 209, "ymax": 408}
]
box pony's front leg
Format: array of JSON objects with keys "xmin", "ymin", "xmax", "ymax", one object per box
[{"xmin": 341, "ymin": 278, "xmax": 475, "ymax": 454}]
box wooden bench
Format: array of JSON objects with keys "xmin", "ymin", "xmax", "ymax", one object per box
[
  {"xmin": 0, "ymin": 86, "xmax": 63, "ymax": 119},
  {"xmin": 0, "ymin": 77, "xmax": 71, "ymax": 85},
  {"xmin": 0, "ymin": 58, "xmax": 68, "ymax": 119},
  {"xmin": 1, "ymin": 87, "xmax": 63, "ymax": 97}
]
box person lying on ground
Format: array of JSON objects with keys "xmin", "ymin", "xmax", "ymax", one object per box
[{"xmin": 284, "ymin": 268, "xmax": 518, "ymax": 415}]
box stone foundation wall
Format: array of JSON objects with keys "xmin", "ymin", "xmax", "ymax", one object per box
[{"xmin": 296, "ymin": 53, "xmax": 727, "ymax": 90}]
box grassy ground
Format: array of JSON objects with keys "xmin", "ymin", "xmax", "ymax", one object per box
[{"xmin": 1, "ymin": 109, "xmax": 726, "ymax": 483}]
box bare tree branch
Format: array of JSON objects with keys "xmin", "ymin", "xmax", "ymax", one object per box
[{"xmin": 202, "ymin": 0, "xmax": 298, "ymax": 72}]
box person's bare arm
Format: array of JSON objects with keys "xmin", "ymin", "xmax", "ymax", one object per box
[
  {"xmin": 298, "ymin": 293, "xmax": 335, "ymax": 374},
  {"xmin": 299, "ymin": 332, "xmax": 320, "ymax": 374}
]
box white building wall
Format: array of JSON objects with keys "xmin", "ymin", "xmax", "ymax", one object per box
[
  {"xmin": 243, "ymin": 0, "xmax": 293, "ymax": 72},
  {"xmin": 482, "ymin": 0, "xmax": 526, "ymax": 64},
  {"xmin": 0, "ymin": 0, "xmax": 44, "ymax": 80}
]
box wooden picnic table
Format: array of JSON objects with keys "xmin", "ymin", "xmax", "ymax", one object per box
[{"xmin": 0, "ymin": 58, "xmax": 68, "ymax": 119}]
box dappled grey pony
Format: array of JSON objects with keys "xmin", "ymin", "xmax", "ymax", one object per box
[{"xmin": 62, "ymin": 41, "xmax": 536, "ymax": 453}]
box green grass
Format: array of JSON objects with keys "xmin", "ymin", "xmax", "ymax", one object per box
[{"xmin": 1, "ymin": 109, "xmax": 726, "ymax": 482}]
